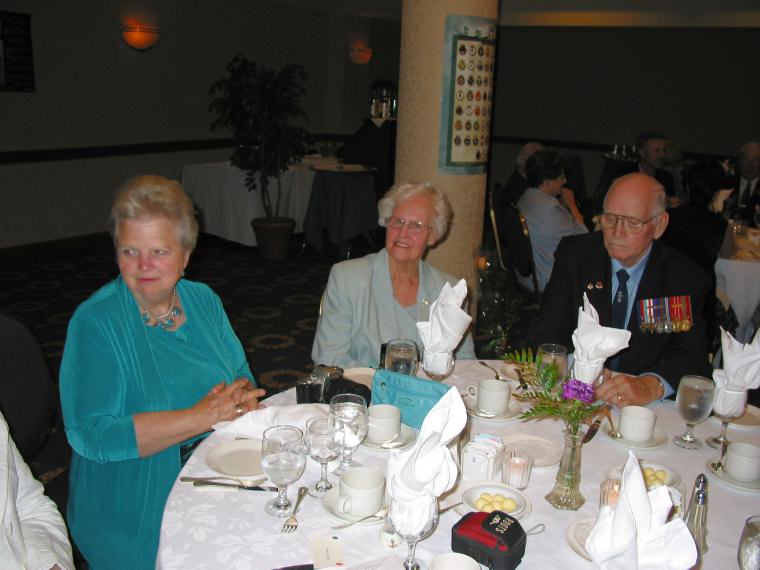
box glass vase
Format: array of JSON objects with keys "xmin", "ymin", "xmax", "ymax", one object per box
[{"xmin": 545, "ymin": 429, "xmax": 585, "ymax": 510}]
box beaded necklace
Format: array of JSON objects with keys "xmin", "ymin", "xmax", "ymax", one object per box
[{"xmin": 141, "ymin": 286, "xmax": 182, "ymax": 330}]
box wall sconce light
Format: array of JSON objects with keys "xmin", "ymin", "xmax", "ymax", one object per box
[
  {"xmin": 121, "ymin": 24, "xmax": 161, "ymax": 50},
  {"xmin": 349, "ymin": 46, "xmax": 373, "ymax": 65}
]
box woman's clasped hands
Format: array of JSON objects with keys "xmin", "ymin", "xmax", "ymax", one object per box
[{"xmin": 195, "ymin": 378, "xmax": 265, "ymax": 426}]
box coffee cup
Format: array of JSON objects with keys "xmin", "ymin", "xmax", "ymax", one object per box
[
  {"xmin": 367, "ymin": 404, "xmax": 401, "ymax": 443},
  {"xmin": 430, "ymin": 552, "xmax": 480, "ymax": 570},
  {"xmin": 466, "ymin": 379, "xmax": 510, "ymax": 417},
  {"xmin": 618, "ymin": 405, "xmax": 656, "ymax": 442},
  {"xmin": 335, "ymin": 467, "xmax": 385, "ymax": 517},
  {"xmin": 725, "ymin": 442, "xmax": 760, "ymax": 482}
]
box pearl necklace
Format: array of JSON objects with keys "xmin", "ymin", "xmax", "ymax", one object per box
[{"xmin": 141, "ymin": 287, "xmax": 182, "ymax": 330}]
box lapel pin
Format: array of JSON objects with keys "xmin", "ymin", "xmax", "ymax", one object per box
[
  {"xmin": 586, "ymin": 282, "xmax": 593, "ymax": 290},
  {"xmin": 595, "ymin": 281, "xmax": 604, "ymax": 289}
]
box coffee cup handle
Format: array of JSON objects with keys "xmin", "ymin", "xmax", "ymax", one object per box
[
  {"xmin": 466, "ymin": 385, "xmax": 478, "ymax": 399},
  {"xmin": 336, "ymin": 495, "xmax": 352, "ymax": 514}
]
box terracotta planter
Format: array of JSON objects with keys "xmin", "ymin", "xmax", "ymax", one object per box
[{"xmin": 251, "ymin": 217, "xmax": 295, "ymax": 261}]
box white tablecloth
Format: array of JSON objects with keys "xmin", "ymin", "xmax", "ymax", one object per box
[
  {"xmin": 182, "ymin": 156, "xmax": 336, "ymax": 247},
  {"xmin": 157, "ymin": 360, "xmax": 759, "ymax": 569}
]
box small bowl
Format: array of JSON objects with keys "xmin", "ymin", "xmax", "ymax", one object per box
[
  {"xmin": 606, "ymin": 460, "xmax": 681, "ymax": 490},
  {"xmin": 462, "ymin": 484, "xmax": 526, "ymax": 516}
]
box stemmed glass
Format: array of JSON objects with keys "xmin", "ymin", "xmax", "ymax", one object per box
[
  {"xmin": 389, "ymin": 494, "xmax": 439, "ymax": 570},
  {"xmin": 673, "ymin": 375, "xmax": 715, "ymax": 449},
  {"xmin": 422, "ymin": 350, "xmax": 454, "ymax": 382},
  {"xmin": 536, "ymin": 343, "xmax": 568, "ymax": 383},
  {"xmin": 707, "ymin": 388, "xmax": 748, "ymax": 449},
  {"xmin": 329, "ymin": 394, "xmax": 368, "ymax": 474},
  {"xmin": 260, "ymin": 425, "xmax": 307, "ymax": 517},
  {"xmin": 305, "ymin": 416, "xmax": 343, "ymax": 498}
]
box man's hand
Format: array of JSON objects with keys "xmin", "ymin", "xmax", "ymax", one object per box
[{"xmin": 596, "ymin": 370, "xmax": 663, "ymax": 407}]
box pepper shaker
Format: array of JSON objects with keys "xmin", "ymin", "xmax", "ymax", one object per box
[{"xmin": 685, "ymin": 475, "xmax": 708, "ymax": 554}]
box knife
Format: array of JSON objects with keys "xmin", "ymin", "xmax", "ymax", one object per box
[
  {"xmin": 192, "ymin": 480, "xmax": 276, "ymax": 492},
  {"xmin": 581, "ymin": 415, "xmax": 603, "ymax": 444}
]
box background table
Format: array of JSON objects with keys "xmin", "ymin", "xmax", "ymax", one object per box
[
  {"xmin": 158, "ymin": 361, "xmax": 759, "ymax": 569},
  {"xmin": 182, "ymin": 156, "xmax": 336, "ymax": 247},
  {"xmin": 303, "ymin": 166, "xmax": 379, "ymax": 257},
  {"xmin": 715, "ymin": 226, "xmax": 760, "ymax": 342}
]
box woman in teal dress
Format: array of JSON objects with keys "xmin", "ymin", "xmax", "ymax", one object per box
[{"xmin": 59, "ymin": 175, "xmax": 265, "ymax": 569}]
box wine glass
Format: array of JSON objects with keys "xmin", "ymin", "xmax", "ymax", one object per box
[
  {"xmin": 385, "ymin": 338, "xmax": 419, "ymax": 375},
  {"xmin": 536, "ymin": 343, "xmax": 568, "ymax": 383},
  {"xmin": 422, "ymin": 349, "xmax": 454, "ymax": 382},
  {"xmin": 673, "ymin": 375, "xmax": 715, "ymax": 449},
  {"xmin": 707, "ymin": 388, "xmax": 748, "ymax": 449},
  {"xmin": 329, "ymin": 394, "xmax": 368, "ymax": 474},
  {"xmin": 260, "ymin": 425, "xmax": 306, "ymax": 517},
  {"xmin": 389, "ymin": 494, "xmax": 439, "ymax": 570},
  {"xmin": 738, "ymin": 515, "xmax": 760, "ymax": 570},
  {"xmin": 305, "ymin": 416, "xmax": 343, "ymax": 498}
]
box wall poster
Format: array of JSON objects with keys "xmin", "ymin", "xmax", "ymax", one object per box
[
  {"xmin": 438, "ymin": 15, "xmax": 496, "ymax": 174},
  {"xmin": 0, "ymin": 11, "xmax": 34, "ymax": 92}
]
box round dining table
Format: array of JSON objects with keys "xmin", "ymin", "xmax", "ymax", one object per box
[{"xmin": 157, "ymin": 360, "xmax": 759, "ymax": 569}]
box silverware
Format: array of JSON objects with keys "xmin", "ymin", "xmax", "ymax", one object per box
[
  {"xmin": 331, "ymin": 506, "xmax": 389, "ymax": 530},
  {"xmin": 478, "ymin": 360, "xmax": 502, "ymax": 380},
  {"xmin": 180, "ymin": 475, "xmax": 267, "ymax": 486},
  {"xmin": 192, "ymin": 480, "xmax": 276, "ymax": 492},
  {"xmin": 439, "ymin": 501, "xmax": 463, "ymax": 515},
  {"xmin": 281, "ymin": 487, "xmax": 308, "ymax": 533},
  {"xmin": 600, "ymin": 405, "xmax": 622, "ymax": 439},
  {"xmin": 582, "ymin": 415, "xmax": 603, "ymax": 444}
]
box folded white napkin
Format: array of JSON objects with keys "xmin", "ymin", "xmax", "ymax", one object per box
[
  {"xmin": 713, "ymin": 327, "xmax": 760, "ymax": 392},
  {"xmin": 585, "ymin": 452, "xmax": 697, "ymax": 570},
  {"xmin": 571, "ymin": 294, "xmax": 631, "ymax": 384},
  {"xmin": 416, "ymin": 279, "xmax": 473, "ymax": 375},
  {"xmin": 212, "ymin": 404, "xmax": 328, "ymax": 439},
  {"xmin": 387, "ymin": 387, "xmax": 466, "ymax": 535}
]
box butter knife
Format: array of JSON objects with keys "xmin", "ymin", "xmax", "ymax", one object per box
[
  {"xmin": 192, "ymin": 480, "xmax": 276, "ymax": 492},
  {"xmin": 581, "ymin": 415, "xmax": 603, "ymax": 444}
]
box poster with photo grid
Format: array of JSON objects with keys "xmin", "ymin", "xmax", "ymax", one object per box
[{"xmin": 438, "ymin": 15, "xmax": 496, "ymax": 174}]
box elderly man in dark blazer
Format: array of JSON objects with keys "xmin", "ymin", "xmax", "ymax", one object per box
[{"xmin": 528, "ymin": 173, "xmax": 713, "ymax": 407}]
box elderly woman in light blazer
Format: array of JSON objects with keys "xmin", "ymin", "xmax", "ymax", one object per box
[{"xmin": 312, "ymin": 182, "xmax": 476, "ymax": 368}]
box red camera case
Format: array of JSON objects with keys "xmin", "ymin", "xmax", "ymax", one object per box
[{"xmin": 451, "ymin": 511, "xmax": 526, "ymax": 570}]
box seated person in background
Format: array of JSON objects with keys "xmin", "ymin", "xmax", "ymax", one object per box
[
  {"xmin": 594, "ymin": 132, "xmax": 677, "ymax": 213},
  {"xmin": 0, "ymin": 411, "xmax": 74, "ymax": 570},
  {"xmin": 723, "ymin": 141, "xmax": 760, "ymax": 225},
  {"xmin": 491, "ymin": 142, "xmax": 544, "ymax": 239},
  {"xmin": 312, "ymin": 182, "xmax": 476, "ymax": 368},
  {"xmin": 60, "ymin": 176, "xmax": 264, "ymax": 569},
  {"xmin": 516, "ymin": 150, "xmax": 588, "ymax": 292},
  {"xmin": 528, "ymin": 173, "xmax": 712, "ymax": 407}
]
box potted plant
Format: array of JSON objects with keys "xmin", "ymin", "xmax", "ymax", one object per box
[{"xmin": 209, "ymin": 54, "xmax": 309, "ymax": 260}]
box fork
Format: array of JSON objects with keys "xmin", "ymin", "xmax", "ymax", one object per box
[{"xmin": 281, "ymin": 486, "xmax": 308, "ymax": 533}]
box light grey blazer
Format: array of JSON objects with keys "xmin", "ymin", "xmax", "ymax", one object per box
[{"xmin": 312, "ymin": 248, "xmax": 476, "ymax": 368}]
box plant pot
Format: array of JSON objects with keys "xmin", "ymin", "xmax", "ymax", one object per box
[{"xmin": 251, "ymin": 217, "xmax": 295, "ymax": 261}]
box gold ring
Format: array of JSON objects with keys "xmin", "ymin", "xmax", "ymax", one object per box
[{"xmin": 235, "ymin": 405, "xmax": 244, "ymax": 415}]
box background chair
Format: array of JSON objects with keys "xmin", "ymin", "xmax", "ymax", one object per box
[
  {"xmin": 502, "ymin": 204, "xmax": 541, "ymax": 307},
  {"xmin": 487, "ymin": 184, "xmax": 508, "ymax": 271}
]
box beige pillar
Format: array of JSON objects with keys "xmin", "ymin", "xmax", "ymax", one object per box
[{"xmin": 395, "ymin": 0, "xmax": 498, "ymax": 316}]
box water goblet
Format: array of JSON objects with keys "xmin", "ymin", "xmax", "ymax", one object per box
[
  {"xmin": 707, "ymin": 388, "xmax": 748, "ymax": 449},
  {"xmin": 305, "ymin": 416, "xmax": 343, "ymax": 498},
  {"xmin": 389, "ymin": 494, "xmax": 439, "ymax": 570},
  {"xmin": 738, "ymin": 515, "xmax": 760, "ymax": 570},
  {"xmin": 385, "ymin": 338, "xmax": 419, "ymax": 375},
  {"xmin": 261, "ymin": 425, "xmax": 307, "ymax": 517},
  {"xmin": 673, "ymin": 375, "xmax": 715, "ymax": 449},
  {"xmin": 329, "ymin": 394, "xmax": 368, "ymax": 474},
  {"xmin": 536, "ymin": 343, "xmax": 568, "ymax": 383},
  {"xmin": 422, "ymin": 350, "xmax": 454, "ymax": 382}
]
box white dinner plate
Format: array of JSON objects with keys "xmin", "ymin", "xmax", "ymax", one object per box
[
  {"xmin": 321, "ymin": 488, "xmax": 386, "ymax": 525},
  {"xmin": 565, "ymin": 518, "xmax": 595, "ymax": 562},
  {"xmin": 360, "ymin": 424, "xmax": 416, "ymax": 452},
  {"xmin": 462, "ymin": 394, "xmax": 522, "ymax": 422},
  {"xmin": 606, "ymin": 460, "xmax": 682, "ymax": 489},
  {"xmin": 501, "ymin": 434, "xmax": 561, "ymax": 469},
  {"xmin": 709, "ymin": 405, "xmax": 760, "ymax": 431},
  {"xmin": 705, "ymin": 459, "xmax": 760, "ymax": 493},
  {"xmin": 600, "ymin": 426, "xmax": 667, "ymax": 450},
  {"xmin": 342, "ymin": 367, "xmax": 376, "ymax": 389},
  {"xmin": 205, "ymin": 439, "xmax": 263, "ymax": 479}
]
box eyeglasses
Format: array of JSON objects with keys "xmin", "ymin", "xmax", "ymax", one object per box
[
  {"xmin": 385, "ymin": 217, "xmax": 431, "ymax": 235},
  {"xmin": 599, "ymin": 212, "xmax": 662, "ymax": 234}
]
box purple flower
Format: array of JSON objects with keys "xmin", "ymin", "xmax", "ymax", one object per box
[{"xmin": 562, "ymin": 379, "xmax": 595, "ymax": 404}]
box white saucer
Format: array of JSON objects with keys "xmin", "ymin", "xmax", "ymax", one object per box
[
  {"xmin": 606, "ymin": 460, "xmax": 681, "ymax": 489},
  {"xmin": 705, "ymin": 459, "xmax": 760, "ymax": 492},
  {"xmin": 205, "ymin": 439, "xmax": 262, "ymax": 478},
  {"xmin": 501, "ymin": 434, "xmax": 561, "ymax": 468},
  {"xmin": 600, "ymin": 426, "xmax": 667, "ymax": 450},
  {"xmin": 710, "ymin": 405, "xmax": 760, "ymax": 431},
  {"xmin": 565, "ymin": 518, "xmax": 595, "ymax": 562},
  {"xmin": 462, "ymin": 394, "xmax": 522, "ymax": 422},
  {"xmin": 361, "ymin": 424, "xmax": 416, "ymax": 452},
  {"xmin": 321, "ymin": 488, "xmax": 386, "ymax": 525}
]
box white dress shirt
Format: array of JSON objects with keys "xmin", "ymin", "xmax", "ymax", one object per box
[{"xmin": 0, "ymin": 413, "xmax": 73, "ymax": 570}]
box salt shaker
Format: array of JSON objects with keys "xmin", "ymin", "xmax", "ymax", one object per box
[{"xmin": 685, "ymin": 475, "xmax": 708, "ymax": 554}]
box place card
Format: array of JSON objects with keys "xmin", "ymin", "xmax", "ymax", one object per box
[{"xmin": 309, "ymin": 533, "xmax": 345, "ymax": 569}]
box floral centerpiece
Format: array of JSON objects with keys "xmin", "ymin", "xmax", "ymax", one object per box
[{"xmin": 509, "ymin": 350, "xmax": 606, "ymax": 510}]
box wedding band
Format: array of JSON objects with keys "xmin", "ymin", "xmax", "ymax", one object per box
[{"xmin": 235, "ymin": 405, "xmax": 244, "ymax": 415}]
